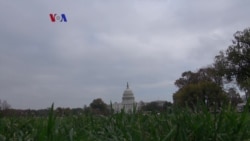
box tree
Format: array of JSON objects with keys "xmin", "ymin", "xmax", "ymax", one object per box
[
  {"xmin": 141, "ymin": 101, "xmax": 159, "ymax": 112},
  {"xmin": 227, "ymin": 88, "xmax": 242, "ymax": 107},
  {"xmin": 163, "ymin": 101, "xmax": 173, "ymax": 109},
  {"xmin": 56, "ymin": 107, "xmax": 72, "ymax": 116},
  {"xmin": 90, "ymin": 98, "xmax": 108, "ymax": 115},
  {"xmin": 173, "ymin": 81, "xmax": 227, "ymax": 109},
  {"xmin": 141, "ymin": 101, "xmax": 172, "ymax": 113},
  {"xmin": 214, "ymin": 28, "xmax": 250, "ymax": 99},
  {"xmin": 175, "ymin": 67, "xmax": 223, "ymax": 89},
  {"xmin": 173, "ymin": 68, "xmax": 228, "ymax": 109}
]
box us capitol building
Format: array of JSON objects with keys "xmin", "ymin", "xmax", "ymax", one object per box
[{"xmin": 113, "ymin": 83, "xmax": 143, "ymax": 113}]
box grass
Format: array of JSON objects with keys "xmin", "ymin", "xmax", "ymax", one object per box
[{"xmin": 0, "ymin": 104, "xmax": 250, "ymax": 141}]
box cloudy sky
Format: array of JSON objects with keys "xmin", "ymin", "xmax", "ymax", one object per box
[{"xmin": 0, "ymin": 0, "xmax": 250, "ymax": 109}]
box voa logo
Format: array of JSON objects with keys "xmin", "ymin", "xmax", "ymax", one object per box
[{"xmin": 49, "ymin": 13, "xmax": 67, "ymax": 22}]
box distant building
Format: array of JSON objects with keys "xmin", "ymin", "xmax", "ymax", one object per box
[
  {"xmin": 151, "ymin": 100, "xmax": 166, "ymax": 107},
  {"xmin": 113, "ymin": 83, "xmax": 142, "ymax": 113}
]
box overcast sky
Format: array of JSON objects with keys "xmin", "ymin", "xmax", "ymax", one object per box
[{"xmin": 0, "ymin": 0, "xmax": 250, "ymax": 109}]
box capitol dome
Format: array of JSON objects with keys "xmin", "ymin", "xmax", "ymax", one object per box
[
  {"xmin": 112, "ymin": 82, "xmax": 142, "ymax": 113},
  {"xmin": 122, "ymin": 82, "xmax": 135, "ymax": 104},
  {"xmin": 123, "ymin": 84, "xmax": 134, "ymax": 99}
]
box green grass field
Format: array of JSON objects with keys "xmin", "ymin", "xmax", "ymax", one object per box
[{"xmin": 0, "ymin": 105, "xmax": 250, "ymax": 141}]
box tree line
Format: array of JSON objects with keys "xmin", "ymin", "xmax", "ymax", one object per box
[{"xmin": 0, "ymin": 98, "xmax": 173, "ymax": 117}]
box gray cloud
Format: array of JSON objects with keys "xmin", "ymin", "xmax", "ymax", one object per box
[{"xmin": 0, "ymin": 0, "xmax": 250, "ymax": 109}]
